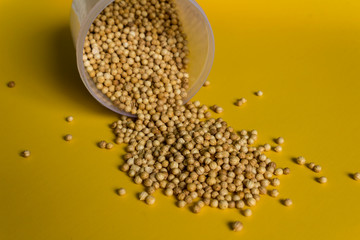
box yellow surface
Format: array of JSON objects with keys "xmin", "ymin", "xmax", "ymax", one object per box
[{"xmin": 1, "ymin": 0, "xmax": 360, "ymax": 239}]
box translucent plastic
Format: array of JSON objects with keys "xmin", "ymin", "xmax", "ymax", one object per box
[{"xmin": 70, "ymin": 0, "xmax": 215, "ymax": 117}]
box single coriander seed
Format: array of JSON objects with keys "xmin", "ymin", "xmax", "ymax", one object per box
[
  {"xmin": 66, "ymin": 116, "xmax": 74, "ymax": 122},
  {"xmin": 353, "ymin": 172, "xmax": 360, "ymax": 181},
  {"xmin": 98, "ymin": 141, "xmax": 107, "ymax": 149},
  {"xmin": 138, "ymin": 191, "xmax": 148, "ymax": 201},
  {"xmin": 242, "ymin": 209, "xmax": 252, "ymax": 217},
  {"xmin": 283, "ymin": 167, "xmax": 290, "ymax": 175},
  {"xmin": 203, "ymin": 81, "xmax": 210, "ymax": 87},
  {"xmin": 145, "ymin": 195, "xmax": 155, "ymax": 205},
  {"xmin": 231, "ymin": 221, "xmax": 243, "ymax": 232},
  {"xmin": 296, "ymin": 156, "xmax": 306, "ymax": 165},
  {"xmin": 177, "ymin": 200, "xmax": 186, "ymax": 208},
  {"xmin": 21, "ymin": 150, "xmax": 31, "ymax": 158},
  {"xmin": 308, "ymin": 162, "xmax": 315, "ymax": 169},
  {"xmin": 64, "ymin": 134, "xmax": 73, "ymax": 141},
  {"xmin": 255, "ymin": 90, "xmax": 263, "ymax": 96},
  {"xmin": 269, "ymin": 189, "xmax": 279, "ymax": 198},
  {"xmin": 117, "ymin": 188, "xmax": 126, "ymax": 196},
  {"xmin": 283, "ymin": 198, "xmax": 293, "ymax": 207},
  {"xmin": 317, "ymin": 176, "xmax": 327, "ymax": 184},
  {"xmin": 106, "ymin": 143, "xmax": 114, "ymax": 149},
  {"xmin": 7, "ymin": 81, "xmax": 15, "ymax": 88},
  {"xmin": 275, "ymin": 137, "xmax": 284, "ymax": 145},
  {"xmin": 313, "ymin": 165, "xmax": 322, "ymax": 173},
  {"xmin": 274, "ymin": 145, "xmax": 282, "ymax": 152}
]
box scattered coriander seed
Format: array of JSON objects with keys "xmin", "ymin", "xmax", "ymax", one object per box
[
  {"xmin": 269, "ymin": 189, "xmax": 279, "ymax": 198},
  {"xmin": 177, "ymin": 201, "xmax": 187, "ymax": 208},
  {"xmin": 264, "ymin": 144, "xmax": 271, "ymax": 152},
  {"xmin": 219, "ymin": 200, "xmax": 229, "ymax": 210},
  {"xmin": 274, "ymin": 168, "xmax": 283, "ymax": 176},
  {"xmin": 274, "ymin": 146, "xmax": 282, "ymax": 152},
  {"xmin": 138, "ymin": 191, "xmax": 148, "ymax": 201},
  {"xmin": 235, "ymin": 98, "xmax": 247, "ymax": 107},
  {"xmin": 7, "ymin": 81, "xmax": 15, "ymax": 88},
  {"xmin": 242, "ymin": 209, "xmax": 252, "ymax": 217},
  {"xmin": 212, "ymin": 105, "xmax": 223, "ymax": 114},
  {"xmin": 64, "ymin": 134, "xmax": 73, "ymax": 141},
  {"xmin": 66, "ymin": 116, "xmax": 74, "ymax": 122},
  {"xmin": 164, "ymin": 188, "xmax": 173, "ymax": 196},
  {"xmin": 271, "ymin": 178, "xmax": 281, "ymax": 187},
  {"xmin": 283, "ymin": 167, "xmax": 290, "ymax": 175},
  {"xmin": 255, "ymin": 90, "xmax": 263, "ymax": 96},
  {"xmin": 98, "ymin": 141, "xmax": 107, "ymax": 149},
  {"xmin": 21, "ymin": 150, "xmax": 31, "ymax": 158},
  {"xmin": 197, "ymin": 201, "xmax": 205, "ymax": 208},
  {"xmin": 283, "ymin": 198, "xmax": 293, "ymax": 207},
  {"xmin": 308, "ymin": 162, "xmax": 315, "ymax": 169},
  {"xmin": 246, "ymin": 198, "xmax": 256, "ymax": 207},
  {"xmin": 231, "ymin": 221, "xmax": 243, "ymax": 232},
  {"xmin": 203, "ymin": 81, "xmax": 210, "ymax": 87},
  {"xmin": 117, "ymin": 188, "xmax": 126, "ymax": 196},
  {"xmin": 275, "ymin": 137, "xmax": 284, "ymax": 145},
  {"xmin": 353, "ymin": 172, "xmax": 360, "ymax": 181},
  {"xmin": 106, "ymin": 143, "xmax": 114, "ymax": 149},
  {"xmin": 145, "ymin": 195, "xmax": 155, "ymax": 205},
  {"xmin": 313, "ymin": 165, "xmax": 322, "ymax": 173},
  {"xmin": 192, "ymin": 205, "xmax": 202, "ymax": 213},
  {"xmin": 317, "ymin": 176, "xmax": 327, "ymax": 184},
  {"xmin": 296, "ymin": 156, "xmax": 306, "ymax": 165}
]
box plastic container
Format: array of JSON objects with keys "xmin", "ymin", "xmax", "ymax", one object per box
[{"xmin": 70, "ymin": 0, "xmax": 215, "ymax": 117}]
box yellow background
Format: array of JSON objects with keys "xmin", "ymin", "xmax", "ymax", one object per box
[{"xmin": 1, "ymin": 0, "xmax": 360, "ymax": 239}]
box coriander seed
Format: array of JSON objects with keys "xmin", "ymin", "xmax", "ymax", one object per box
[
  {"xmin": 7, "ymin": 81, "xmax": 15, "ymax": 88},
  {"xmin": 313, "ymin": 165, "xmax": 322, "ymax": 173},
  {"xmin": 66, "ymin": 116, "xmax": 74, "ymax": 122},
  {"xmin": 64, "ymin": 134, "xmax": 73, "ymax": 141},
  {"xmin": 317, "ymin": 176, "xmax": 327, "ymax": 184},
  {"xmin": 21, "ymin": 150, "xmax": 31, "ymax": 158},
  {"xmin": 117, "ymin": 188, "xmax": 126, "ymax": 196},
  {"xmin": 283, "ymin": 198, "xmax": 293, "ymax": 207},
  {"xmin": 275, "ymin": 137, "xmax": 284, "ymax": 145},
  {"xmin": 231, "ymin": 221, "xmax": 243, "ymax": 232},
  {"xmin": 242, "ymin": 209, "xmax": 252, "ymax": 217},
  {"xmin": 296, "ymin": 156, "xmax": 306, "ymax": 165},
  {"xmin": 145, "ymin": 195, "xmax": 155, "ymax": 205}
]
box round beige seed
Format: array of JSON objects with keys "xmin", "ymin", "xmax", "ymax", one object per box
[
  {"xmin": 242, "ymin": 209, "xmax": 252, "ymax": 217},
  {"xmin": 203, "ymin": 81, "xmax": 210, "ymax": 87},
  {"xmin": 138, "ymin": 191, "xmax": 148, "ymax": 201},
  {"xmin": 145, "ymin": 195, "xmax": 155, "ymax": 205},
  {"xmin": 106, "ymin": 143, "xmax": 114, "ymax": 149},
  {"xmin": 353, "ymin": 172, "xmax": 360, "ymax": 181},
  {"xmin": 275, "ymin": 137, "xmax": 284, "ymax": 145},
  {"xmin": 231, "ymin": 221, "xmax": 243, "ymax": 232},
  {"xmin": 21, "ymin": 150, "xmax": 31, "ymax": 158},
  {"xmin": 98, "ymin": 141, "xmax": 107, "ymax": 149},
  {"xmin": 317, "ymin": 176, "xmax": 327, "ymax": 184},
  {"xmin": 256, "ymin": 90, "xmax": 263, "ymax": 96},
  {"xmin": 66, "ymin": 116, "xmax": 74, "ymax": 122},
  {"xmin": 283, "ymin": 198, "xmax": 293, "ymax": 207},
  {"xmin": 274, "ymin": 146, "xmax": 282, "ymax": 152},
  {"xmin": 313, "ymin": 165, "xmax": 322, "ymax": 173},
  {"xmin": 64, "ymin": 134, "xmax": 73, "ymax": 141},
  {"xmin": 296, "ymin": 156, "xmax": 306, "ymax": 165},
  {"xmin": 269, "ymin": 189, "xmax": 279, "ymax": 198},
  {"xmin": 177, "ymin": 200, "xmax": 186, "ymax": 208},
  {"xmin": 117, "ymin": 188, "xmax": 126, "ymax": 196}
]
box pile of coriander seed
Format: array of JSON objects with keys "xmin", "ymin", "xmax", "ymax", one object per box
[
  {"xmin": 84, "ymin": 0, "xmax": 290, "ymax": 232},
  {"xmin": 83, "ymin": 0, "xmax": 189, "ymax": 115}
]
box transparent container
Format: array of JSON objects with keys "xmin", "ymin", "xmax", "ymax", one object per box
[{"xmin": 70, "ymin": 0, "xmax": 215, "ymax": 117}]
